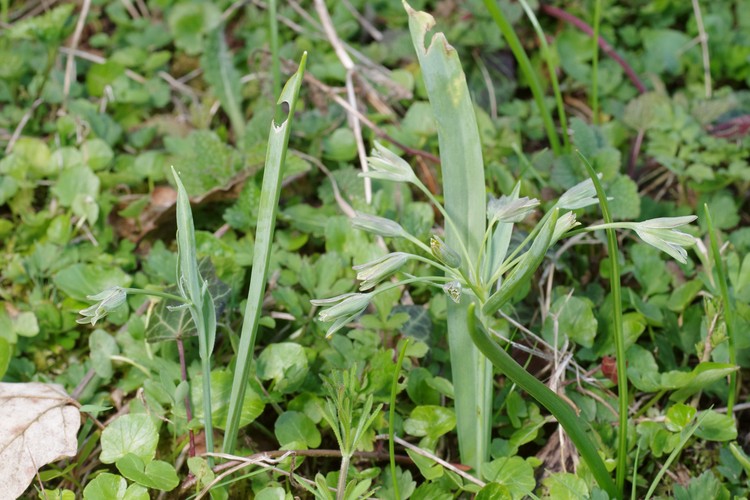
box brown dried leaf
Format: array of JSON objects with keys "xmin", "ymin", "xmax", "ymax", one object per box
[{"xmin": 0, "ymin": 383, "xmax": 80, "ymax": 499}]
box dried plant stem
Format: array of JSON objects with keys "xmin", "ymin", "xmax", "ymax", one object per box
[
  {"xmin": 691, "ymin": 0, "xmax": 712, "ymax": 98},
  {"xmin": 314, "ymin": 0, "xmax": 372, "ymax": 203},
  {"xmin": 63, "ymin": 0, "xmax": 91, "ymax": 101}
]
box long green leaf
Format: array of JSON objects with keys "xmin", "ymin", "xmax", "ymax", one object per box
[
  {"xmin": 222, "ymin": 53, "xmax": 307, "ymax": 454},
  {"xmin": 405, "ymin": 2, "xmax": 491, "ymax": 474},
  {"xmin": 202, "ymin": 26, "xmax": 246, "ymax": 147},
  {"xmin": 172, "ymin": 166, "xmax": 216, "ymax": 466},
  {"xmin": 467, "ymin": 303, "xmax": 617, "ymax": 497}
]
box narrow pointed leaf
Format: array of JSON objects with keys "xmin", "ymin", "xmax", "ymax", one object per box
[{"xmin": 223, "ymin": 53, "xmax": 307, "ymax": 454}]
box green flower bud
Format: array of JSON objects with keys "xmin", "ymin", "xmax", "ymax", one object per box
[
  {"xmin": 557, "ymin": 176, "xmax": 601, "ymax": 210},
  {"xmin": 631, "ymin": 216, "xmax": 697, "ymax": 264},
  {"xmin": 77, "ymin": 286, "xmax": 128, "ymax": 326},
  {"xmin": 310, "ymin": 292, "xmax": 374, "ymax": 337},
  {"xmin": 430, "ymin": 235, "xmax": 461, "ymax": 268},
  {"xmin": 353, "ymin": 252, "xmax": 410, "ymax": 290},
  {"xmin": 551, "ymin": 211, "xmax": 580, "ymax": 244},
  {"xmin": 351, "ymin": 212, "xmax": 406, "ymax": 238},
  {"xmin": 361, "ymin": 141, "xmax": 419, "ymax": 184},
  {"xmin": 487, "ymin": 195, "xmax": 539, "ymax": 223}
]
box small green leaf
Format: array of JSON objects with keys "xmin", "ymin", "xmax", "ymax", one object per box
[
  {"xmin": 476, "ymin": 483, "xmax": 513, "ymax": 500},
  {"xmin": 256, "ymin": 342, "xmax": 309, "ymax": 394},
  {"xmin": 51, "ymin": 166, "xmax": 100, "ymax": 207},
  {"xmin": 665, "ymin": 403, "xmax": 696, "ymax": 432},
  {"xmin": 543, "ymin": 472, "xmax": 589, "ymax": 500},
  {"xmin": 89, "ymin": 329, "xmax": 119, "ymax": 379},
  {"xmin": 275, "ymin": 411, "xmax": 321, "ymax": 449},
  {"xmin": 202, "ymin": 27, "xmax": 245, "ymax": 143},
  {"xmin": 100, "ymin": 414, "xmax": 159, "ymax": 464},
  {"xmin": 694, "ymin": 410, "xmax": 737, "ymax": 442},
  {"xmin": 83, "ymin": 473, "xmax": 149, "ymax": 500},
  {"xmin": 13, "ymin": 311, "xmax": 39, "ymax": 338},
  {"xmin": 187, "ymin": 457, "xmax": 215, "ymax": 489},
  {"xmin": 191, "ymin": 370, "xmax": 264, "ymax": 430},
  {"xmin": 543, "ymin": 295, "xmax": 597, "ymax": 348},
  {"xmin": 115, "ymin": 453, "xmax": 179, "ymax": 491},
  {"xmin": 481, "ymin": 457, "xmax": 535, "ymax": 499},
  {"xmin": 404, "ymin": 405, "xmax": 456, "ymax": 441}
]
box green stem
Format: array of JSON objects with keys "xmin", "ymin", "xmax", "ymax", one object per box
[
  {"xmin": 336, "ymin": 454, "xmax": 350, "ymax": 500},
  {"xmin": 482, "ymin": 0, "xmax": 562, "ymax": 155},
  {"xmin": 578, "ymin": 151, "xmax": 627, "ymax": 496},
  {"xmin": 591, "ymin": 0, "xmax": 602, "ymax": 124},
  {"xmin": 122, "ymin": 288, "xmax": 189, "ymax": 304},
  {"xmin": 201, "ymin": 357, "xmax": 214, "ymax": 467},
  {"xmin": 705, "ymin": 205, "xmax": 737, "ymax": 414},
  {"xmin": 389, "ymin": 338, "xmax": 409, "ymax": 500},
  {"xmin": 467, "ymin": 303, "xmax": 617, "ymax": 498}
]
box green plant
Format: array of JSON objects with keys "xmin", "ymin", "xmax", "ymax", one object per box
[
  {"xmin": 317, "ymin": 366, "xmax": 382, "ymax": 500},
  {"xmin": 313, "ymin": 5, "xmax": 700, "ymax": 498}
]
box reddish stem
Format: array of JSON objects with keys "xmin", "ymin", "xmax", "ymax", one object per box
[
  {"xmin": 540, "ymin": 4, "xmax": 648, "ymax": 94},
  {"xmin": 177, "ymin": 336, "xmax": 197, "ymax": 458}
]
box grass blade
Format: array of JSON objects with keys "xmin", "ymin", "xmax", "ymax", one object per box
[
  {"xmin": 202, "ymin": 26, "xmax": 246, "ymax": 147},
  {"xmin": 517, "ymin": 0, "xmax": 570, "ymax": 151},
  {"xmin": 644, "ymin": 411, "xmax": 710, "ymax": 499},
  {"xmin": 578, "ymin": 151, "xmax": 627, "ymax": 496},
  {"xmin": 482, "ymin": 0, "xmax": 562, "ymax": 155},
  {"xmin": 704, "ymin": 204, "xmax": 737, "ymax": 414},
  {"xmin": 222, "ymin": 53, "xmax": 307, "ymax": 454},
  {"xmin": 405, "ymin": 2, "xmax": 492, "ymax": 474}
]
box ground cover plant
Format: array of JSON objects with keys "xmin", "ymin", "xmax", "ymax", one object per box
[{"xmin": 0, "ymin": 0, "xmax": 749, "ymax": 498}]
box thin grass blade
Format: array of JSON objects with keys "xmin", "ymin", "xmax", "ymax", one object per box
[
  {"xmin": 202, "ymin": 26, "xmax": 246, "ymax": 147},
  {"xmin": 578, "ymin": 151, "xmax": 627, "ymax": 496},
  {"xmin": 705, "ymin": 204, "xmax": 737, "ymax": 414}
]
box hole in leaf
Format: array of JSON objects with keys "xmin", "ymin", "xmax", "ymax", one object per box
[{"xmin": 274, "ymin": 101, "xmax": 290, "ymax": 125}]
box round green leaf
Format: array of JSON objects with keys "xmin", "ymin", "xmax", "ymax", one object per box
[
  {"xmin": 403, "ymin": 405, "xmax": 456, "ymax": 440},
  {"xmin": 256, "ymin": 342, "xmax": 309, "ymax": 394},
  {"xmin": 191, "ymin": 369, "xmax": 264, "ymax": 430},
  {"xmin": 274, "ymin": 411, "xmax": 321, "ymax": 449},
  {"xmin": 100, "ymin": 414, "xmax": 159, "ymax": 464}
]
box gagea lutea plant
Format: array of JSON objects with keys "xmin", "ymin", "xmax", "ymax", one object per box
[{"xmin": 313, "ymin": 3, "xmax": 697, "ymax": 498}]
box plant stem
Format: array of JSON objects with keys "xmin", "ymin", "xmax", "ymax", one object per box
[
  {"xmin": 122, "ymin": 288, "xmax": 189, "ymax": 304},
  {"xmin": 591, "ymin": 0, "xmax": 602, "ymax": 124},
  {"xmin": 201, "ymin": 358, "xmax": 214, "ymax": 467},
  {"xmin": 705, "ymin": 205, "xmax": 737, "ymax": 414},
  {"xmin": 466, "ymin": 303, "xmax": 618, "ymax": 498},
  {"xmin": 482, "ymin": 0, "xmax": 562, "ymax": 155},
  {"xmin": 176, "ymin": 336, "xmax": 196, "ymax": 459},
  {"xmin": 336, "ymin": 454, "xmax": 350, "ymax": 500},
  {"xmin": 579, "ymin": 151, "xmax": 627, "ymax": 497},
  {"xmin": 389, "ymin": 338, "xmax": 409, "ymax": 500}
]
